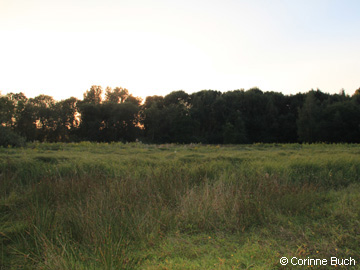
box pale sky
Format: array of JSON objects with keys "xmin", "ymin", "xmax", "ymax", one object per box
[{"xmin": 1, "ymin": 0, "xmax": 359, "ymax": 101}]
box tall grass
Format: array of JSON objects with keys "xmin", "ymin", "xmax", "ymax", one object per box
[{"xmin": 1, "ymin": 143, "xmax": 360, "ymax": 269}]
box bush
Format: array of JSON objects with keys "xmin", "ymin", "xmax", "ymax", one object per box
[{"xmin": 0, "ymin": 126, "xmax": 26, "ymax": 147}]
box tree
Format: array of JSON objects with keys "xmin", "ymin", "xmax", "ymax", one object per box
[
  {"xmin": 297, "ymin": 91, "xmax": 322, "ymax": 143},
  {"xmin": 321, "ymin": 101, "xmax": 360, "ymax": 143},
  {"xmin": 189, "ymin": 90, "xmax": 222, "ymax": 143},
  {"xmin": 83, "ymin": 85, "xmax": 102, "ymax": 104},
  {"xmin": 77, "ymin": 102, "xmax": 103, "ymax": 141},
  {"xmin": 142, "ymin": 92, "xmax": 194, "ymax": 143},
  {"xmin": 125, "ymin": 94, "xmax": 142, "ymax": 106},
  {"xmin": 105, "ymin": 87, "xmax": 129, "ymax": 103},
  {"xmin": 222, "ymin": 114, "xmax": 247, "ymax": 144},
  {"xmin": 142, "ymin": 96, "xmax": 165, "ymax": 142},
  {"xmin": 5, "ymin": 92, "xmax": 28, "ymax": 130},
  {"xmin": 0, "ymin": 95, "xmax": 15, "ymax": 127},
  {"xmin": 77, "ymin": 86, "xmax": 103, "ymax": 141},
  {"xmin": 241, "ymin": 88, "xmax": 268, "ymax": 143},
  {"xmin": 352, "ymin": 87, "xmax": 360, "ymax": 105},
  {"xmin": 100, "ymin": 102, "xmax": 141, "ymax": 142},
  {"xmin": 164, "ymin": 90, "xmax": 190, "ymax": 106},
  {"xmin": 28, "ymin": 95, "xmax": 57, "ymax": 141},
  {"xmin": 53, "ymin": 97, "xmax": 79, "ymax": 141},
  {"xmin": 78, "ymin": 86, "xmax": 142, "ymax": 142}
]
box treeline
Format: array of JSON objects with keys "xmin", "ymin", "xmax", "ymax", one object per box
[{"xmin": 1, "ymin": 86, "xmax": 360, "ymax": 146}]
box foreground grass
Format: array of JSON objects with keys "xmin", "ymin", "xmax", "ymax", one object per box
[{"xmin": 1, "ymin": 142, "xmax": 360, "ymax": 269}]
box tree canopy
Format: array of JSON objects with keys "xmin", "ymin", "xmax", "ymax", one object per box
[{"xmin": 1, "ymin": 86, "xmax": 360, "ymax": 146}]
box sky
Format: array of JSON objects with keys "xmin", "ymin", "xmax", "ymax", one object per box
[{"xmin": 0, "ymin": 0, "xmax": 360, "ymax": 101}]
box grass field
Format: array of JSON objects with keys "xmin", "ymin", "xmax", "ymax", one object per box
[{"xmin": 1, "ymin": 142, "xmax": 360, "ymax": 269}]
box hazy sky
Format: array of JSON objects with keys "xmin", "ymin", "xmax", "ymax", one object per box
[{"xmin": 1, "ymin": 0, "xmax": 359, "ymax": 100}]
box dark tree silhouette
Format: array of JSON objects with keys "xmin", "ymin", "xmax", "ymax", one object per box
[{"xmin": 2, "ymin": 86, "xmax": 360, "ymax": 145}]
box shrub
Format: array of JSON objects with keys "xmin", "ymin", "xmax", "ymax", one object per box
[{"xmin": 0, "ymin": 126, "xmax": 26, "ymax": 147}]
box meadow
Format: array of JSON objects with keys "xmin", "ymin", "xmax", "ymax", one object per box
[{"xmin": 1, "ymin": 142, "xmax": 360, "ymax": 269}]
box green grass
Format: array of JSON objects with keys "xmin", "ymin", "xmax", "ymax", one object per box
[{"xmin": 1, "ymin": 142, "xmax": 360, "ymax": 269}]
